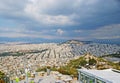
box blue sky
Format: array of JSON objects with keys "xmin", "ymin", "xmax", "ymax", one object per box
[{"xmin": 0, "ymin": 0, "xmax": 120, "ymax": 43}]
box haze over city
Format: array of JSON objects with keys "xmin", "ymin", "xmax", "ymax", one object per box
[{"xmin": 0, "ymin": 0, "xmax": 120, "ymax": 44}]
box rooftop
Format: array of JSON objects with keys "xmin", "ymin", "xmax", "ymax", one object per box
[{"xmin": 78, "ymin": 69, "xmax": 120, "ymax": 83}]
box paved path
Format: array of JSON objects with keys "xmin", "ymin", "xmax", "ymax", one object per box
[
  {"xmin": 19, "ymin": 75, "xmax": 79, "ymax": 83},
  {"xmin": 19, "ymin": 75, "xmax": 63, "ymax": 83}
]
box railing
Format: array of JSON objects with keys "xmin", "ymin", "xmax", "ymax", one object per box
[{"xmin": 78, "ymin": 70, "xmax": 112, "ymax": 83}]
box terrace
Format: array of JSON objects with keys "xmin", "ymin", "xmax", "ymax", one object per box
[{"xmin": 78, "ymin": 69, "xmax": 120, "ymax": 83}]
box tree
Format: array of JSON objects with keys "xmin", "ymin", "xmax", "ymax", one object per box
[
  {"xmin": 0, "ymin": 71, "xmax": 5, "ymax": 78},
  {"xmin": 79, "ymin": 59, "xmax": 87, "ymax": 66},
  {"xmin": 89, "ymin": 58, "xmax": 97, "ymax": 65}
]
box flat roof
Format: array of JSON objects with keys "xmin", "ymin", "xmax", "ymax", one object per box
[{"xmin": 78, "ymin": 69, "xmax": 120, "ymax": 83}]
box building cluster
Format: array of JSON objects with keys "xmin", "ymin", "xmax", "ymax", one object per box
[
  {"xmin": 78, "ymin": 69, "xmax": 120, "ymax": 83},
  {"xmin": 0, "ymin": 41, "xmax": 120, "ymax": 77},
  {"xmin": 0, "ymin": 43, "xmax": 74, "ymax": 76}
]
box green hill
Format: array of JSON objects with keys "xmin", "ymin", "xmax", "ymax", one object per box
[{"xmin": 36, "ymin": 53, "xmax": 120, "ymax": 77}]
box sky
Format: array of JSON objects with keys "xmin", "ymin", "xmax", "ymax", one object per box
[{"xmin": 0, "ymin": 0, "xmax": 120, "ymax": 43}]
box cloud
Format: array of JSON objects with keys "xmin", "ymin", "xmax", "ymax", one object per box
[
  {"xmin": 0, "ymin": 24, "xmax": 120, "ymax": 41},
  {"xmin": 0, "ymin": 0, "xmax": 120, "ymax": 42},
  {"xmin": 56, "ymin": 29, "xmax": 64, "ymax": 35},
  {"xmin": 24, "ymin": 0, "xmax": 76, "ymax": 25},
  {"xmin": 73, "ymin": 24, "xmax": 120, "ymax": 40},
  {"xmin": 91, "ymin": 24, "xmax": 120, "ymax": 39},
  {"xmin": 74, "ymin": 30, "xmax": 83, "ymax": 33},
  {"xmin": 23, "ymin": 0, "xmax": 120, "ymax": 26},
  {"xmin": 0, "ymin": 0, "xmax": 120, "ymax": 27}
]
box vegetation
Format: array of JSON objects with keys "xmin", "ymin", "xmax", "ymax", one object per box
[
  {"xmin": 0, "ymin": 71, "xmax": 5, "ymax": 78},
  {"xmin": 36, "ymin": 67, "xmax": 46, "ymax": 72},
  {"xmin": 36, "ymin": 56, "xmax": 89, "ymax": 77},
  {"xmin": 28, "ymin": 49, "xmax": 48, "ymax": 54},
  {"xmin": 68, "ymin": 57, "xmax": 86, "ymax": 68},
  {"xmin": 89, "ymin": 58, "xmax": 97, "ymax": 65},
  {"xmin": 100, "ymin": 53, "xmax": 120, "ymax": 58},
  {"xmin": 58, "ymin": 66, "xmax": 78, "ymax": 77},
  {"xmin": 36, "ymin": 54, "xmax": 120, "ymax": 77},
  {"xmin": 107, "ymin": 61, "xmax": 120, "ymax": 70},
  {"xmin": 0, "ymin": 52, "xmax": 23, "ymax": 56},
  {"xmin": 0, "ymin": 49, "xmax": 48, "ymax": 57}
]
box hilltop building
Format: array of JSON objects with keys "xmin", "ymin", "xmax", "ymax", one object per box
[{"xmin": 78, "ymin": 69, "xmax": 120, "ymax": 83}]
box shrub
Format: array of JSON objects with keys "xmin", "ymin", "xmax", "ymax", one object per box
[
  {"xmin": 89, "ymin": 58, "xmax": 97, "ymax": 65},
  {"xmin": 0, "ymin": 71, "xmax": 5, "ymax": 78}
]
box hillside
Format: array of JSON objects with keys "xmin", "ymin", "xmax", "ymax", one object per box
[
  {"xmin": 36, "ymin": 53, "xmax": 120, "ymax": 77},
  {"xmin": 0, "ymin": 40, "xmax": 120, "ymax": 76}
]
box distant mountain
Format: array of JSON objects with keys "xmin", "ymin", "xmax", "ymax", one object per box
[
  {"xmin": 63, "ymin": 40, "xmax": 84, "ymax": 45},
  {"xmin": 61, "ymin": 40, "xmax": 92, "ymax": 45}
]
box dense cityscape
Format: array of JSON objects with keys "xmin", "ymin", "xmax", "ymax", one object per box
[{"xmin": 0, "ymin": 40, "xmax": 120, "ymax": 83}]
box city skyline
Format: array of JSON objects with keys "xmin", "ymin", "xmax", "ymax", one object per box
[{"xmin": 0, "ymin": 0, "xmax": 120, "ymax": 43}]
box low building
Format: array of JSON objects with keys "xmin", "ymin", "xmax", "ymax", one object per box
[{"xmin": 78, "ymin": 69, "xmax": 120, "ymax": 83}]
